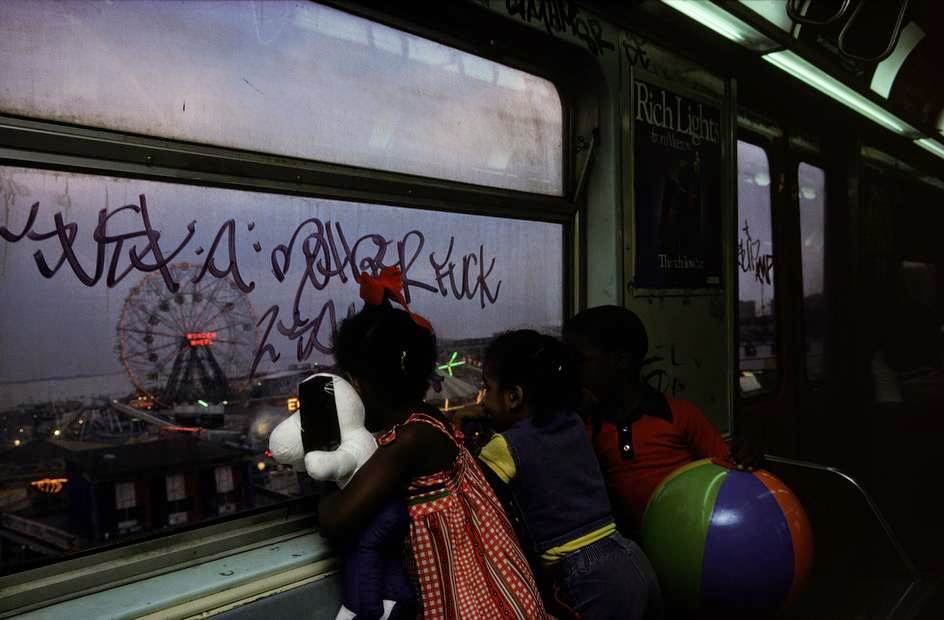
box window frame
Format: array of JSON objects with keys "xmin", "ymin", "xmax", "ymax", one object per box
[
  {"xmin": 0, "ymin": 0, "xmax": 578, "ymax": 601},
  {"xmin": 794, "ymin": 153, "xmax": 830, "ymax": 387},
  {"xmin": 735, "ymin": 130, "xmax": 784, "ymax": 401}
]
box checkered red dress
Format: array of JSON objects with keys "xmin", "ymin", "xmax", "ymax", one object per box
[{"xmin": 378, "ymin": 413, "xmax": 549, "ymax": 619}]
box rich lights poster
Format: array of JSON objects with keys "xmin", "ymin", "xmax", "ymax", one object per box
[{"xmin": 633, "ymin": 79, "xmax": 723, "ymax": 289}]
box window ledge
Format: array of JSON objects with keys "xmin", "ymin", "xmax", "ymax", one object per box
[
  {"xmin": 1, "ymin": 509, "xmax": 317, "ymax": 617},
  {"xmin": 12, "ymin": 530, "xmax": 334, "ymax": 620}
]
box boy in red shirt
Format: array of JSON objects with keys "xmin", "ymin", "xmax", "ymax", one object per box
[{"xmin": 563, "ymin": 305, "xmax": 757, "ymax": 536}]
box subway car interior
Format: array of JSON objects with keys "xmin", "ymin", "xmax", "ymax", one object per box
[{"xmin": 0, "ymin": 0, "xmax": 942, "ymax": 618}]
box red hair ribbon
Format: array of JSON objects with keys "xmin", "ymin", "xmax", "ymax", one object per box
[{"xmin": 356, "ymin": 266, "xmax": 433, "ymax": 332}]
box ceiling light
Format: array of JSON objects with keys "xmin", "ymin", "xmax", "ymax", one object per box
[
  {"xmin": 763, "ymin": 50, "xmax": 920, "ymax": 137},
  {"xmin": 919, "ymin": 176, "xmax": 944, "ymax": 191},
  {"xmin": 661, "ymin": 0, "xmax": 778, "ymax": 52},
  {"xmin": 915, "ymin": 138, "xmax": 944, "ymax": 160}
]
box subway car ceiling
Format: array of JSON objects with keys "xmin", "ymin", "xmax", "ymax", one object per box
[
  {"xmin": 372, "ymin": 0, "xmax": 944, "ymax": 182},
  {"xmin": 0, "ymin": 0, "xmax": 942, "ymax": 618},
  {"xmin": 618, "ymin": 0, "xmax": 944, "ymax": 173}
]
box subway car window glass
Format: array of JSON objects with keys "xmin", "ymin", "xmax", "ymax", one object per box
[
  {"xmin": 798, "ymin": 162, "xmax": 827, "ymax": 381},
  {"xmin": 0, "ymin": 0, "xmax": 563, "ymax": 196},
  {"xmin": 0, "ymin": 166, "xmax": 563, "ymax": 571},
  {"xmin": 736, "ymin": 141, "xmax": 777, "ymax": 394}
]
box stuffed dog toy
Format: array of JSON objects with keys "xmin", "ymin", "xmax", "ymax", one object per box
[{"xmin": 268, "ymin": 373, "xmax": 414, "ymax": 620}]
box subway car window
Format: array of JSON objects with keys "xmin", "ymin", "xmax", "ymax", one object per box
[
  {"xmin": 0, "ymin": 165, "xmax": 563, "ymax": 570},
  {"xmin": 0, "ymin": 2, "xmax": 566, "ymax": 573},
  {"xmin": 0, "ymin": 1, "xmax": 563, "ymax": 195},
  {"xmin": 892, "ymin": 261, "xmax": 940, "ymax": 401},
  {"xmin": 736, "ymin": 141, "xmax": 778, "ymax": 395},
  {"xmin": 798, "ymin": 162, "xmax": 827, "ymax": 382}
]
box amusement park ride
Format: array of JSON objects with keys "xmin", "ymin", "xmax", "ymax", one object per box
[
  {"xmin": 48, "ymin": 264, "xmax": 489, "ymax": 440},
  {"xmin": 116, "ymin": 263, "xmax": 258, "ymax": 408},
  {"xmin": 48, "ymin": 265, "xmax": 261, "ymax": 441}
]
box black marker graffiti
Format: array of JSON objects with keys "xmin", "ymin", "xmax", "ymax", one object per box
[
  {"xmin": 192, "ymin": 219, "xmax": 255, "ymax": 293},
  {"xmin": 737, "ymin": 220, "xmax": 774, "ymax": 285},
  {"xmin": 643, "ymin": 343, "xmax": 696, "ymax": 397},
  {"xmin": 252, "ymin": 217, "xmax": 503, "ymax": 375},
  {"xmin": 622, "ymin": 34, "xmax": 650, "ymax": 69},
  {"xmin": 505, "ymin": 0, "xmax": 615, "ymax": 57},
  {"xmin": 429, "ymin": 238, "xmax": 502, "ymax": 309},
  {"xmin": 251, "ymin": 305, "xmax": 282, "ymax": 378},
  {"xmin": 2, "ymin": 195, "xmax": 195, "ymax": 292},
  {"xmin": 0, "ymin": 194, "xmax": 505, "ymax": 380}
]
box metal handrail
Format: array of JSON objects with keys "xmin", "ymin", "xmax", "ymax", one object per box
[
  {"xmin": 837, "ymin": 0, "xmax": 911, "ymax": 63},
  {"xmin": 786, "ymin": 0, "xmax": 910, "ymax": 63},
  {"xmin": 786, "ymin": 0, "xmax": 853, "ymax": 26},
  {"xmin": 764, "ymin": 454, "xmax": 925, "ymax": 618},
  {"xmin": 763, "ymin": 454, "xmax": 921, "ymax": 580}
]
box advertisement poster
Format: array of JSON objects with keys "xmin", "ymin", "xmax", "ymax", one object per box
[{"xmin": 633, "ymin": 79, "xmax": 723, "ymax": 289}]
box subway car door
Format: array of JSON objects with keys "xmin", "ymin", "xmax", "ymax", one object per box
[
  {"xmin": 735, "ymin": 118, "xmax": 796, "ymax": 456},
  {"xmin": 735, "ymin": 118, "xmax": 833, "ymax": 462},
  {"xmin": 789, "ymin": 139, "xmax": 834, "ymax": 466}
]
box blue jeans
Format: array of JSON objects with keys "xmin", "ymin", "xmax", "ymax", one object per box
[{"xmin": 557, "ymin": 532, "xmax": 663, "ymax": 620}]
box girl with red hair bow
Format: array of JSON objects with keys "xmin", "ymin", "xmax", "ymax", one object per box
[{"xmin": 320, "ymin": 267, "xmax": 549, "ymax": 619}]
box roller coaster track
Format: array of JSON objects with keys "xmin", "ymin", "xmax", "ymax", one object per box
[{"xmin": 109, "ymin": 400, "xmax": 175, "ymax": 428}]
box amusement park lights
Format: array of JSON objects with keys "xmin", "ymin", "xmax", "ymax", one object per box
[
  {"xmin": 437, "ymin": 352, "xmax": 466, "ymax": 377},
  {"xmin": 31, "ymin": 478, "xmax": 68, "ymax": 494},
  {"xmin": 916, "ymin": 138, "xmax": 944, "ymax": 160},
  {"xmin": 186, "ymin": 331, "xmax": 218, "ymax": 347},
  {"xmin": 164, "ymin": 426, "xmax": 201, "ymax": 434}
]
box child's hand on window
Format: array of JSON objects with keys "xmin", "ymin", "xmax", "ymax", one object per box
[
  {"xmin": 448, "ymin": 405, "xmax": 488, "ymax": 433},
  {"xmin": 448, "ymin": 405, "xmax": 493, "ymax": 455}
]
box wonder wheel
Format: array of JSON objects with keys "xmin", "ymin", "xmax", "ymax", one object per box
[{"xmin": 116, "ymin": 263, "xmax": 258, "ymax": 404}]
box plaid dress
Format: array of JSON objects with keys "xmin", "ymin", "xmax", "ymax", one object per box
[{"xmin": 378, "ymin": 413, "xmax": 549, "ymax": 620}]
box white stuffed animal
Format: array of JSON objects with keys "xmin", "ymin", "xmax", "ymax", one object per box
[
  {"xmin": 268, "ymin": 373, "xmax": 414, "ymax": 620},
  {"xmin": 268, "ymin": 373, "xmax": 376, "ymax": 488}
]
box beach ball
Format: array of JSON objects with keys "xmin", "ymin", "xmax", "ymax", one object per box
[{"xmin": 641, "ymin": 459, "xmax": 813, "ymax": 612}]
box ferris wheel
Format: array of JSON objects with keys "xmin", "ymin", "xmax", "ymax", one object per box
[{"xmin": 116, "ymin": 263, "xmax": 258, "ymax": 405}]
